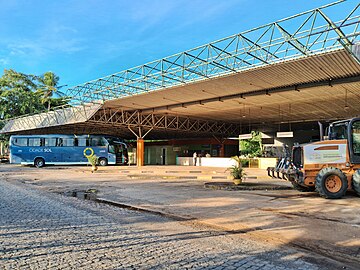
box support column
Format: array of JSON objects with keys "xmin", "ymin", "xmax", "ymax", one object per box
[
  {"xmin": 219, "ymin": 143, "xmax": 225, "ymax": 157},
  {"xmin": 213, "ymin": 135, "xmax": 226, "ymax": 157},
  {"xmin": 136, "ymin": 138, "xmax": 145, "ymax": 167},
  {"xmin": 127, "ymin": 122, "xmax": 153, "ymax": 167}
]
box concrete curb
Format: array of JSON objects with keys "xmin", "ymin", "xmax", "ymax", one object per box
[
  {"xmin": 95, "ymin": 197, "xmax": 195, "ymax": 221},
  {"xmin": 127, "ymin": 174, "xmax": 258, "ymax": 180}
]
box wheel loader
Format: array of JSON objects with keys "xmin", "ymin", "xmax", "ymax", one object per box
[{"xmin": 268, "ymin": 118, "xmax": 360, "ymax": 199}]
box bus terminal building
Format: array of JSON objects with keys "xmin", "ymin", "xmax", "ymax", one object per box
[{"xmin": 1, "ymin": 1, "xmax": 360, "ymax": 166}]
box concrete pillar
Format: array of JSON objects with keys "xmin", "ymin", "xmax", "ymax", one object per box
[{"xmin": 136, "ymin": 138, "xmax": 144, "ymax": 166}]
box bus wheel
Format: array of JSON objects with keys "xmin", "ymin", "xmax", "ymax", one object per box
[
  {"xmin": 315, "ymin": 167, "xmax": 347, "ymax": 199},
  {"xmin": 98, "ymin": 158, "xmax": 108, "ymax": 166},
  {"xmin": 34, "ymin": 158, "xmax": 45, "ymax": 168}
]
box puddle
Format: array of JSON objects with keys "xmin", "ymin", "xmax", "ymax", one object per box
[{"xmin": 63, "ymin": 189, "xmax": 98, "ymax": 200}]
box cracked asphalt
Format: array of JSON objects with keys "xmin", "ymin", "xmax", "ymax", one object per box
[{"xmin": 0, "ymin": 179, "xmax": 331, "ymax": 270}]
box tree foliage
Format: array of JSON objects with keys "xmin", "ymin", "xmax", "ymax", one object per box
[
  {"xmin": 0, "ymin": 69, "xmax": 68, "ymax": 121},
  {"xmin": 0, "ymin": 69, "xmax": 68, "ymax": 144},
  {"xmin": 0, "ymin": 69, "xmax": 37, "ymax": 93},
  {"xmin": 239, "ymin": 131, "xmax": 263, "ymax": 157},
  {"xmin": 0, "ymin": 89, "xmax": 44, "ymax": 119}
]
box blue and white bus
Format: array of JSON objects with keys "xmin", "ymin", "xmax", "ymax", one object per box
[{"xmin": 9, "ymin": 134, "xmax": 128, "ymax": 167}]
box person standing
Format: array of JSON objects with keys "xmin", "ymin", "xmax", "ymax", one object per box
[{"xmin": 193, "ymin": 152, "xmax": 197, "ymax": 166}]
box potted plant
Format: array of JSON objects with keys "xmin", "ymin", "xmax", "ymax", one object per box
[
  {"xmin": 87, "ymin": 154, "xmax": 98, "ymax": 173},
  {"xmin": 228, "ymin": 156, "xmax": 246, "ymax": 185}
]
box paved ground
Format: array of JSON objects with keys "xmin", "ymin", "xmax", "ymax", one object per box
[
  {"xmin": 1, "ymin": 164, "xmax": 359, "ymax": 269},
  {"xmin": 0, "ymin": 179, "xmax": 329, "ymax": 270}
]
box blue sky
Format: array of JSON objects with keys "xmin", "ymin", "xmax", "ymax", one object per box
[{"xmin": 0, "ymin": 0, "xmax": 355, "ymax": 88}]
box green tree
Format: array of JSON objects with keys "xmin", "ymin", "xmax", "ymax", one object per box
[
  {"xmin": 0, "ymin": 69, "xmax": 45, "ymax": 148},
  {"xmin": 0, "ymin": 69, "xmax": 37, "ymax": 93},
  {"xmin": 0, "ymin": 69, "xmax": 68, "ymax": 121},
  {"xmin": 0, "ymin": 69, "xmax": 68, "ymax": 150},
  {"xmin": 0, "ymin": 69, "xmax": 44, "ymax": 120},
  {"xmin": 0, "ymin": 89, "xmax": 44, "ymax": 119}
]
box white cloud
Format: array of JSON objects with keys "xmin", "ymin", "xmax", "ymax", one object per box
[
  {"xmin": 0, "ymin": 58, "xmax": 9, "ymax": 66},
  {"xmin": 3, "ymin": 23, "xmax": 86, "ymax": 59}
]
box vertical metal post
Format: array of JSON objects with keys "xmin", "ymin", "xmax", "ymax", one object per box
[{"xmin": 318, "ymin": 121, "xmax": 324, "ymax": 141}]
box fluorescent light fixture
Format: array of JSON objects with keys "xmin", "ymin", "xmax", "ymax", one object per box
[
  {"xmin": 239, "ymin": 133, "xmax": 252, "ymax": 139},
  {"xmin": 277, "ymin": 131, "xmax": 294, "ymax": 138}
]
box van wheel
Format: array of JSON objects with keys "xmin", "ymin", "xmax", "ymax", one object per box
[
  {"xmin": 98, "ymin": 158, "xmax": 108, "ymax": 166},
  {"xmin": 315, "ymin": 167, "xmax": 348, "ymax": 199},
  {"xmin": 34, "ymin": 158, "xmax": 45, "ymax": 168},
  {"xmin": 352, "ymin": 170, "xmax": 360, "ymax": 196}
]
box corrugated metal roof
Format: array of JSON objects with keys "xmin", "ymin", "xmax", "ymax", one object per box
[
  {"xmin": 103, "ymin": 49, "xmax": 360, "ymax": 119},
  {"xmin": 1, "ymin": 103, "xmax": 101, "ymax": 134}
]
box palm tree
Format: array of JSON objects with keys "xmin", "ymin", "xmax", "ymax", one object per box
[{"xmin": 37, "ymin": 72, "xmax": 67, "ymax": 110}]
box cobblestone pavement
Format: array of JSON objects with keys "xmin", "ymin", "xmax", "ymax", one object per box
[{"xmin": 0, "ymin": 180, "xmax": 335, "ymax": 270}]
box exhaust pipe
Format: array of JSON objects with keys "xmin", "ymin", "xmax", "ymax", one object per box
[{"xmin": 318, "ymin": 121, "xmax": 323, "ymax": 141}]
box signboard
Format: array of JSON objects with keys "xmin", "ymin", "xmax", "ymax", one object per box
[{"xmin": 276, "ymin": 131, "xmax": 293, "ymax": 138}]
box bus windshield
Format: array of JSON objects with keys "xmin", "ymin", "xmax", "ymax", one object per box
[
  {"xmin": 106, "ymin": 137, "xmax": 126, "ymax": 153},
  {"xmin": 105, "ymin": 137, "xmax": 128, "ymax": 164}
]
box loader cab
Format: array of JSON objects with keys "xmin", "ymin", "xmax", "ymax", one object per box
[
  {"xmin": 328, "ymin": 120, "xmax": 349, "ymax": 140},
  {"xmin": 328, "ymin": 118, "xmax": 360, "ymax": 164},
  {"xmin": 349, "ymin": 118, "xmax": 360, "ymax": 164}
]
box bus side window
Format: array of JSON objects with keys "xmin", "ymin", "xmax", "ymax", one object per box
[
  {"xmin": 74, "ymin": 138, "xmax": 78, "ymax": 146},
  {"xmin": 29, "ymin": 138, "xmax": 41, "ymax": 147},
  {"xmin": 61, "ymin": 138, "xmax": 73, "ymax": 147},
  {"xmin": 91, "ymin": 138, "xmax": 105, "ymax": 146},
  {"xmin": 44, "ymin": 138, "xmax": 56, "ymax": 147},
  {"xmin": 13, "ymin": 138, "xmax": 28, "ymax": 146},
  {"xmin": 78, "ymin": 138, "xmax": 87, "ymax": 147}
]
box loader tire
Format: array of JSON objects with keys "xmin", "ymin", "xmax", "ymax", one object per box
[
  {"xmin": 315, "ymin": 167, "xmax": 348, "ymax": 199},
  {"xmin": 351, "ymin": 170, "xmax": 360, "ymax": 196}
]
